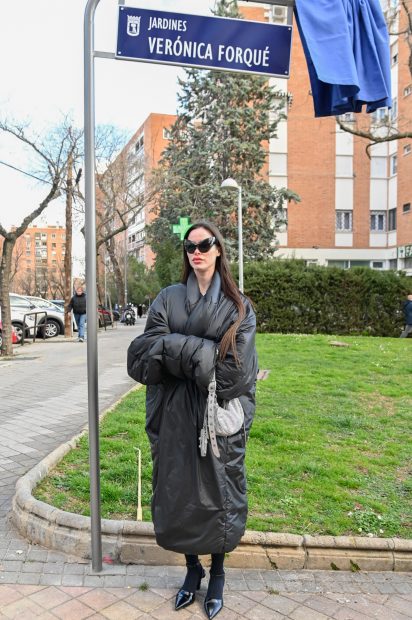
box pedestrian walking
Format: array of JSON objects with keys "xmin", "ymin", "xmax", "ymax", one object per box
[
  {"xmin": 67, "ymin": 286, "xmax": 87, "ymax": 342},
  {"xmin": 400, "ymin": 293, "xmax": 412, "ymax": 338},
  {"xmin": 127, "ymin": 221, "xmax": 258, "ymax": 619},
  {"xmin": 137, "ymin": 303, "xmax": 143, "ymax": 318}
]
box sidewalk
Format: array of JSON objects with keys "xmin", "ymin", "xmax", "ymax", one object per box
[{"xmin": 1, "ymin": 323, "xmax": 411, "ymax": 618}]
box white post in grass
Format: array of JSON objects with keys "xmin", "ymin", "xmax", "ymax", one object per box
[{"xmin": 136, "ymin": 448, "xmax": 142, "ymax": 521}]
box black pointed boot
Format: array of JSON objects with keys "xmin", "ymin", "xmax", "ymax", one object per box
[
  {"xmin": 175, "ymin": 561, "xmax": 205, "ymax": 611},
  {"xmin": 203, "ymin": 571, "xmax": 225, "ymax": 619}
]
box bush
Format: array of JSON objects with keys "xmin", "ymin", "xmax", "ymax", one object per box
[{"xmin": 244, "ymin": 260, "xmax": 409, "ymax": 336}]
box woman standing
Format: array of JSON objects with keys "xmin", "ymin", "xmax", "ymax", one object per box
[{"xmin": 127, "ymin": 221, "xmax": 257, "ymax": 619}]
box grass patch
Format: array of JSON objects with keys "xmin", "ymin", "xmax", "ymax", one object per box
[{"xmin": 34, "ymin": 334, "xmax": 412, "ymax": 538}]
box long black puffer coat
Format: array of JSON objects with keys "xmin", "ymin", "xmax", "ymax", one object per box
[{"xmin": 127, "ymin": 271, "xmax": 258, "ymax": 555}]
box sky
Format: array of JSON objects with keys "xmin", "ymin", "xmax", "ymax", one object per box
[{"xmin": 0, "ymin": 0, "xmax": 215, "ymax": 273}]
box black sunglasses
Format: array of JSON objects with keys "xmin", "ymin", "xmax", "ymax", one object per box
[{"xmin": 184, "ymin": 236, "xmax": 217, "ymax": 254}]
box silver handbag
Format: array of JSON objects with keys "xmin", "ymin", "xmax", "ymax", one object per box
[{"xmin": 199, "ymin": 373, "xmax": 244, "ymax": 458}]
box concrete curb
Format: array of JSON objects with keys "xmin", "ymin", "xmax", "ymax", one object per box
[{"xmin": 11, "ymin": 394, "xmax": 412, "ymax": 572}]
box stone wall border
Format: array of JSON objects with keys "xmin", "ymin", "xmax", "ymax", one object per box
[{"xmin": 11, "ymin": 395, "xmax": 412, "ymax": 572}]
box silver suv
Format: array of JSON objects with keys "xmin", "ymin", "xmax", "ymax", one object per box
[
  {"xmin": 25, "ymin": 296, "xmax": 66, "ymax": 338},
  {"xmin": 9, "ymin": 294, "xmax": 64, "ymax": 339}
]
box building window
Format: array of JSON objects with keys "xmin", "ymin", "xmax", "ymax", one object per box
[
  {"xmin": 372, "ymin": 261, "xmax": 384, "ymax": 269},
  {"xmin": 370, "ymin": 211, "xmax": 386, "ymax": 231},
  {"xmin": 371, "ymin": 157, "xmax": 387, "ymax": 178},
  {"xmin": 403, "ymin": 202, "xmax": 411, "ymax": 213},
  {"xmin": 372, "ymin": 107, "xmax": 388, "ymax": 123},
  {"xmin": 404, "ymin": 84, "xmax": 412, "ymax": 97},
  {"xmin": 327, "ymin": 259, "xmax": 372, "ymax": 269},
  {"xmin": 51, "ymin": 233, "xmax": 56, "ymax": 239},
  {"xmin": 163, "ymin": 128, "xmax": 172, "ymax": 140},
  {"xmin": 327, "ymin": 260, "xmax": 350, "ymax": 269},
  {"xmin": 339, "ymin": 112, "xmax": 355, "ymax": 123},
  {"xmin": 135, "ymin": 134, "xmax": 144, "ymax": 153},
  {"xmin": 336, "ymin": 210, "xmax": 353, "ymax": 231},
  {"xmin": 391, "ymin": 97, "xmax": 398, "ymax": 121},
  {"xmin": 350, "ymin": 260, "xmax": 370, "ymax": 267},
  {"xmin": 391, "ymin": 154, "xmax": 397, "ymax": 175},
  {"xmin": 388, "ymin": 208, "xmax": 397, "ymax": 230},
  {"xmin": 403, "ymin": 144, "xmax": 411, "ymax": 155},
  {"xmin": 389, "ymin": 259, "xmax": 397, "ymax": 269}
]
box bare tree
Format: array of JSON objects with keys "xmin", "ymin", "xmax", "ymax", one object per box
[
  {"xmin": 16, "ymin": 269, "xmax": 35, "ymax": 296},
  {"xmin": 76, "ymin": 126, "xmax": 151, "ymax": 306},
  {"xmin": 337, "ymin": 1, "xmax": 412, "ymax": 153},
  {"xmin": 0, "ymin": 119, "xmax": 77, "ymax": 355},
  {"xmin": 49, "ymin": 261, "xmax": 66, "ymax": 300},
  {"xmin": 64, "ymin": 151, "xmax": 75, "ymax": 336},
  {"xmin": 8, "ymin": 239, "xmax": 24, "ymax": 286}
]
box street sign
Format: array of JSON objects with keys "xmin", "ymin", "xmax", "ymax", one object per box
[{"xmin": 116, "ymin": 6, "xmax": 292, "ymax": 78}]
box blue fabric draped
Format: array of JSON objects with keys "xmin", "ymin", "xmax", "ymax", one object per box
[{"xmin": 294, "ymin": 0, "xmax": 392, "ymax": 117}]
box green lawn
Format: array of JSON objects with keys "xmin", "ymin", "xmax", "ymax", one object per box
[{"xmin": 34, "ymin": 334, "xmax": 412, "ymax": 538}]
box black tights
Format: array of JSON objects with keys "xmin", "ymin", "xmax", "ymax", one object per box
[
  {"xmin": 183, "ymin": 553, "xmax": 225, "ymax": 595},
  {"xmin": 185, "ymin": 553, "xmax": 225, "ymax": 575}
]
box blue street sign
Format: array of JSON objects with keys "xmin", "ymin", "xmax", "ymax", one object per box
[{"xmin": 116, "ymin": 7, "xmax": 292, "ymax": 78}]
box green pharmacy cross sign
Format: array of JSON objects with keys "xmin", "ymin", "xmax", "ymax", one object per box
[{"xmin": 172, "ymin": 217, "xmax": 191, "ymax": 240}]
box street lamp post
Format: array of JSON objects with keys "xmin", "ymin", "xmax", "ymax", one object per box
[{"xmin": 221, "ymin": 178, "xmax": 243, "ymax": 293}]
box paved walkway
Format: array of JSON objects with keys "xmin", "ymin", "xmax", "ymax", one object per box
[{"xmin": 0, "ymin": 322, "xmax": 411, "ymax": 619}]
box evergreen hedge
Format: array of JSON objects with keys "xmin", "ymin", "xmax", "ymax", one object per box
[{"xmin": 244, "ymin": 260, "xmax": 410, "ymax": 337}]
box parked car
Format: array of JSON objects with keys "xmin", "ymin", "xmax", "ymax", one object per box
[
  {"xmin": 25, "ymin": 296, "xmax": 66, "ymax": 338},
  {"xmin": 9, "ymin": 293, "xmax": 63, "ymax": 339},
  {"xmin": 0, "ymin": 321, "xmax": 18, "ymax": 348},
  {"xmin": 49, "ymin": 299, "xmax": 64, "ymax": 309},
  {"xmin": 98, "ymin": 305, "xmax": 113, "ymax": 328},
  {"xmin": 0, "ymin": 298, "xmax": 37, "ymax": 343}
]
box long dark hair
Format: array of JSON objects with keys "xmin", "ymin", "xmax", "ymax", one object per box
[{"xmin": 182, "ymin": 221, "xmax": 245, "ymax": 362}]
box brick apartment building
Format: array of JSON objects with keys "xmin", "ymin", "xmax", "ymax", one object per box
[
  {"xmin": 124, "ymin": 113, "xmax": 175, "ymax": 267},
  {"xmin": 266, "ymin": 0, "xmax": 412, "ymax": 275},
  {"xmin": 2, "ymin": 225, "xmax": 66, "ymax": 297},
  {"xmin": 121, "ymin": 1, "xmax": 412, "ymax": 276}
]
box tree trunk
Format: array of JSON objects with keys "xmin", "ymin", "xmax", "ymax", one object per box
[
  {"xmin": 96, "ymin": 250, "xmax": 104, "ymax": 307},
  {"xmin": 64, "ymin": 154, "xmax": 73, "ymax": 336},
  {"xmin": 106, "ymin": 240, "xmax": 125, "ymax": 307},
  {"xmin": 0, "ymin": 237, "xmax": 16, "ymax": 356}
]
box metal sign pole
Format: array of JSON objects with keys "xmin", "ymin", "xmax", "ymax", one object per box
[{"xmin": 84, "ymin": 0, "xmax": 102, "ymax": 573}]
